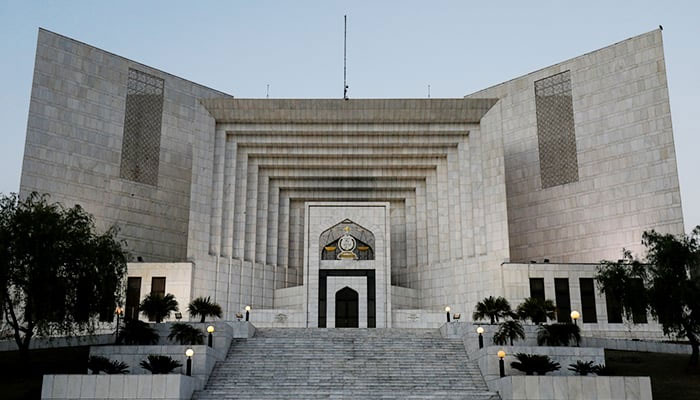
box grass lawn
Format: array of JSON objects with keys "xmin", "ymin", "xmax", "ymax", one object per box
[
  {"xmin": 605, "ymin": 349, "xmax": 700, "ymax": 400},
  {"xmin": 0, "ymin": 346, "xmax": 90, "ymax": 400}
]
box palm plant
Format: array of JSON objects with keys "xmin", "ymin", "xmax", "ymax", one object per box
[
  {"xmin": 168, "ymin": 322, "xmax": 204, "ymax": 345},
  {"xmin": 536, "ymin": 323, "xmax": 581, "ymax": 346},
  {"xmin": 140, "ymin": 355, "xmax": 182, "ymax": 374},
  {"xmin": 119, "ymin": 319, "xmax": 159, "ymax": 345},
  {"xmin": 87, "ymin": 355, "xmax": 111, "ymax": 374},
  {"xmin": 568, "ymin": 360, "xmax": 596, "ymax": 376},
  {"xmin": 87, "ymin": 355, "xmax": 129, "ymax": 374},
  {"xmin": 140, "ymin": 293, "xmax": 179, "ymax": 323},
  {"xmin": 510, "ymin": 353, "xmax": 561, "ymax": 375},
  {"xmin": 516, "ymin": 297, "xmax": 556, "ymax": 324},
  {"xmin": 472, "ymin": 296, "xmax": 514, "ymax": 324},
  {"xmin": 493, "ymin": 319, "xmax": 526, "ymax": 345},
  {"xmin": 187, "ymin": 296, "xmax": 223, "ymax": 323}
]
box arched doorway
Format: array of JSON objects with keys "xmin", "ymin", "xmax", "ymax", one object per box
[{"xmin": 335, "ymin": 287, "xmax": 359, "ymax": 328}]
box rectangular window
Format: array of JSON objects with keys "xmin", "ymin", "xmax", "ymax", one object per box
[
  {"xmin": 579, "ymin": 278, "xmax": 598, "ymax": 323},
  {"xmin": 554, "ymin": 278, "xmax": 572, "ymax": 323},
  {"xmin": 631, "ymin": 279, "xmax": 648, "ymax": 323},
  {"xmin": 535, "ymin": 70, "xmax": 579, "ymax": 188},
  {"xmin": 529, "ymin": 278, "xmax": 545, "ymax": 301},
  {"xmin": 606, "ymin": 291, "xmax": 623, "ymax": 323},
  {"xmin": 125, "ymin": 277, "xmax": 142, "ymax": 320},
  {"xmin": 151, "ymin": 277, "xmax": 166, "ymax": 297},
  {"xmin": 119, "ymin": 68, "xmax": 164, "ymax": 186}
]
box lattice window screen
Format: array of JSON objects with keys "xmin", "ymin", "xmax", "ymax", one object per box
[
  {"xmin": 535, "ymin": 70, "xmax": 579, "ymax": 188},
  {"xmin": 119, "ymin": 68, "xmax": 164, "ymax": 186}
]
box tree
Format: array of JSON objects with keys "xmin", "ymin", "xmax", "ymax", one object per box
[
  {"xmin": 472, "ymin": 296, "xmax": 514, "ymax": 324},
  {"xmin": 0, "ymin": 192, "xmax": 128, "ymax": 361},
  {"xmin": 493, "ymin": 319, "xmax": 525, "ymax": 345},
  {"xmin": 139, "ymin": 354, "xmax": 182, "ymax": 374},
  {"xmin": 187, "ymin": 296, "xmax": 222, "ymax": 323},
  {"xmin": 516, "ymin": 297, "xmax": 556, "ymax": 324},
  {"xmin": 140, "ymin": 293, "xmax": 178, "ymax": 323},
  {"xmin": 596, "ymin": 227, "xmax": 700, "ymax": 365}
]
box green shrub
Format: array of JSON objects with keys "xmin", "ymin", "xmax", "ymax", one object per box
[
  {"xmin": 536, "ymin": 323, "xmax": 581, "ymax": 346},
  {"xmin": 568, "ymin": 360, "xmax": 596, "ymax": 376},
  {"xmin": 168, "ymin": 322, "xmax": 204, "ymax": 345},
  {"xmin": 140, "ymin": 293, "xmax": 179, "ymax": 323},
  {"xmin": 516, "ymin": 297, "xmax": 556, "ymax": 324},
  {"xmin": 119, "ymin": 319, "xmax": 159, "ymax": 345},
  {"xmin": 592, "ymin": 363, "xmax": 611, "ymax": 376},
  {"xmin": 472, "ymin": 296, "xmax": 515, "ymax": 324},
  {"xmin": 493, "ymin": 320, "xmax": 525, "ymax": 346},
  {"xmin": 510, "ymin": 353, "xmax": 561, "ymax": 375},
  {"xmin": 87, "ymin": 355, "xmax": 129, "ymax": 374},
  {"xmin": 140, "ymin": 354, "xmax": 182, "ymax": 374},
  {"xmin": 187, "ymin": 296, "xmax": 223, "ymax": 323}
]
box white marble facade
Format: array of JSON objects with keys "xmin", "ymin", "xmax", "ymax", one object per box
[{"xmin": 18, "ymin": 29, "xmax": 685, "ymax": 334}]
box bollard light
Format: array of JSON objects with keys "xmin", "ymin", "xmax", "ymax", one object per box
[
  {"xmin": 245, "ymin": 305, "xmax": 251, "ymax": 321},
  {"xmin": 570, "ymin": 310, "xmax": 580, "ymax": 326},
  {"xmin": 207, "ymin": 325, "xmax": 215, "ymax": 348},
  {"xmin": 445, "ymin": 306, "xmax": 451, "ymax": 323},
  {"xmin": 476, "ymin": 326, "xmax": 485, "ymax": 349},
  {"xmin": 185, "ymin": 348, "xmax": 194, "ymax": 376},
  {"xmin": 114, "ymin": 306, "xmax": 123, "ymax": 345},
  {"xmin": 497, "ymin": 350, "xmax": 506, "ymax": 377}
]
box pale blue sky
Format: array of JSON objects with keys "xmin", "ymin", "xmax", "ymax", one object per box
[{"xmin": 0, "ymin": 1, "xmax": 698, "ymax": 232}]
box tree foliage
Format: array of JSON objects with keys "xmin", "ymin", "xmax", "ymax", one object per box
[
  {"xmin": 119, "ymin": 319, "xmax": 159, "ymax": 345},
  {"xmin": 510, "ymin": 353, "xmax": 561, "ymax": 375},
  {"xmin": 596, "ymin": 227, "xmax": 700, "ymax": 365},
  {"xmin": 140, "ymin": 354, "xmax": 182, "ymax": 374},
  {"xmin": 0, "ymin": 192, "xmax": 128, "ymax": 356},
  {"xmin": 493, "ymin": 319, "xmax": 525, "ymax": 346},
  {"xmin": 168, "ymin": 322, "xmax": 204, "ymax": 345},
  {"xmin": 187, "ymin": 296, "xmax": 222, "ymax": 323},
  {"xmin": 536, "ymin": 323, "xmax": 581, "ymax": 347},
  {"xmin": 87, "ymin": 355, "xmax": 129, "ymax": 374},
  {"xmin": 472, "ymin": 296, "xmax": 514, "ymax": 324},
  {"xmin": 139, "ymin": 293, "xmax": 178, "ymax": 323},
  {"xmin": 516, "ymin": 297, "xmax": 556, "ymax": 324}
]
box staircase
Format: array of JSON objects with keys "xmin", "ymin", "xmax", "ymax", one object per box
[{"xmin": 194, "ymin": 328, "xmax": 499, "ymax": 399}]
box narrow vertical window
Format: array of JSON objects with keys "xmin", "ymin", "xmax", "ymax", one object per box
[
  {"xmin": 606, "ymin": 291, "xmax": 623, "ymax": 323},
  {"xmin": 579, "ymin": 278, "xmax": 598, "ymax": 323},
  {"xmin": 529, "ymin": 278, "xmax": 545, "ymax": 301},
  {"xmin": 125, "ymin": 277, "xmax": 142, "ymax": 320},
  {"xmin": 630, "ymin": 279, "xmax": 648, "ymax": 323},
  {"xmin": 554, "ymin": 278, "xmax": 572, "ymax": 323},
  {"xmin": 151, "ymin": 277, "xmax": 166, "ymax": 297},
  {"xmin": 119, "ymin": 68, "xmax": 164, "ymax": 186},
  {"xmin": 535, "ymin": 70, "xmax": 579, "ymax": 188}
]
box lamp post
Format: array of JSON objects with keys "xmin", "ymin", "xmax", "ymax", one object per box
[
  {"xmin": 114, "ymin": 306, "xmax": 123, "ymax": 344},
  {"xmin": 445, "ymin": 306, "xmax": 451, "ymax": 323},
  {"xmin": 207, "ymin": 325, "xmax": 215, "ymax": 348},
  {"xmin": 570, "ymin": 310, "xmax": 580, "ymax": 326},
  {"xmin": 245, "ymin": 305, "xmax": 251, "ymax": 321},
  {"xmin": 477, "ymin": 326, "xmax": 485, "ymax": 349},
  {"xmin": 185, "ymin": 348, "xmax": 194, "ymax": 376},
  {"xmin": 498, "ymin": 350, "xmax": 506, "ymax": 378}
]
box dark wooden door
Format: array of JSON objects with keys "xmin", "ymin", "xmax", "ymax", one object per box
[{"xmin": 335, "ymin": 287, "xmax": 359, "ymax": 328}]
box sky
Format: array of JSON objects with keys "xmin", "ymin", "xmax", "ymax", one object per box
[{"xmin": 0, "ymin": 1, "xmax": 698, "ymax": 232}]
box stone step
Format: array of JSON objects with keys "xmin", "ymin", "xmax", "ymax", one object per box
[{"xmin": 193, "ymin": 327, "xmax": 498, "ymax": 400}]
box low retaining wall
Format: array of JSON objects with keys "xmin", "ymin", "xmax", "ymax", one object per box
[
  {"xmin": 90, "ymin": 345, "xmax": 217, "ymax": 388},
  {"xmin": 41, "ymin": 374, "xmax": 198, "ymax": 399},
  {"xmin": 494, "ymin": 375, "xmax": 652, "ymax": 400},
  {"xmin": 474, "ymin": 345, "xmax": 605, "ymax": 388},
  {"xmin": 581, "ymin": 336, "xmax": 691, "ymax": 354}
]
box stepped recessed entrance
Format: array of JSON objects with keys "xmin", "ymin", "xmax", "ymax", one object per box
[{"xmin": 335, "ymin": 287, "xmax": 359, "ymax": 328}]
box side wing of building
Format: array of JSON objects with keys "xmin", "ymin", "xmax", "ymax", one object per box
[
  {"xmin": 467, "ymin": 29, "xmax": 684, "ymax": 263},
  {"xmin": 19, "ymin": 29, "xmax": 230, "ymax": 262}
]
